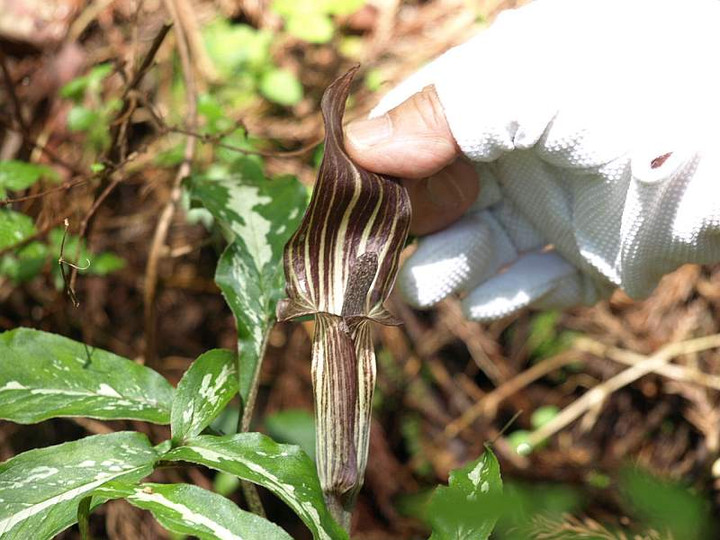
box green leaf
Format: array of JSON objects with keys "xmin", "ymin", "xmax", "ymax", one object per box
[
  {"xmin": 87, "ymin": 252, "xmax": 126, "ymax": 275},
  {"xmin": 0, "ymin": 328, "xmax": 174, "ymax": 424},
  {"xmin": 155, "ymin": 440, "xmax": 173, "ymax": 455},
  {"xmin": 85, "ymin": 64, "xmax": 113, "ymax": 92},
  {"xmin": 339, "ymin": 36, "xmax": 363, "ymax": 60},
  {"xmin": 273, "ymin": 0, "xmax": 363, "ymax": 17},
  {"xmin": 68, "ymin": 106, "xmax": 101, "ymax": 132},
  {"xmin": 530, "ymin": 405, "xmax": 559, "ymax": 430},
  {"xmin": 190, "ymin": 164, "xmax": 306, "ymax": 427},
  {"xmin": 96, "ymin": 482, "xmax": 292, "ymax": 540},
  {"xmin": 620, "ymin": 467, "xmax": 714, "ymax": 540},
  {"xmin": 215, "ymin": 246, "xmax": 277, "ymax": 424},
  {"xmin": 273, "ymin": 0, "xmax": 362, "ymax": 44},
  {"xmin": 0, "ymin": 241, "xmax": 48, "ymax": 283},
  {"xmin": 213, "ymin": 472, "xmax": 240, "ymax": 497},
  {"xmin": 165, "ymin": 433, "xmax": 347, "ymax": 540},
  {"xmin": 0, "ymin": 160, "xmax": 59, "ymax": 199},
  {"xmin": 198, "ymin": 93, "xmax": 226, "ymax": 124},
  {"xmin": 155, "ymin": 144, "xmax": 186, "ymax": 167},
  {"xmin": 0, "ymin": 209, "xmax": 35, "ymax": 250},
  {"xmin": 215, "ymin": 133, "xmax": 257, "ymax": 166},
  {"xmin": 428, "ymin": 448, "xmax": 503, "ymax": 540},
  {"xmin": 507, "ymin": 430, "xmax": 533, "ymax": 456},
  {"xmin": 203, "ymin": 20, "xmax": 273, "ymax": 78},
  {"xmin": 285, "ymin": 13, "xmax": 334, "ymax": 44},
  {"xmin": 60, "ymin": 77, "xmax": 89, "ymax": 101},
  {"xmin": 198, "ymin": 94, "xmax": 235, "ymax": 135},
  {"xmin": 272, "ymin": 0, "xmax": 318, "ymax": 18},
  {"xmin": 77, "ymin": 496, "xmax": 92, "ymax": 540},
  {"xmin": 172, "ymin": 349, "xmax": 238, "ymax": 443},
  {"xmin": 265, "ymin": 409, "xmax": 316, "ymax": 461},
  {"xmin": 0, "ymin": 432, "xmax": 158, "ymax": 539},
  {"xmin": 496, "ymin": 481, "xmax": 584, "ymax": 539},
  {"xmin": 322, "ymin": 0, "xmax": 365, "ymax": 16},
  {"xmin": 527, "ymin": 310, "xmax": 578, "ymax": 360},
  {"xmin": 0, "ymin": 211, "xmax": 46, "ymax": 283},
  {"xmin": 60, "ymin": 64, "xmax": 113, "ymax": 100},
  {"xmin": 395, "ymin": 489, "xmax": 433, "ymax": 524},
  {"xmin": 364, "ymin": 69, "xmax": 384, "ymax": 91},
  {"xmin": 259, "ymin": 69, "xmax": 304, "ymax": 106}
]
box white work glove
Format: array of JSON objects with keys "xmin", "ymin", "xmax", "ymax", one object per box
[{"xmin": 353, "ymin": 0, "xmax": 720, "ymax": 321}]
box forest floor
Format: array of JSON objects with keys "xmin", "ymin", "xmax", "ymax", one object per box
[{"xmin": 1, "ymin": 0, "xmax": 719, "ymax": 538}]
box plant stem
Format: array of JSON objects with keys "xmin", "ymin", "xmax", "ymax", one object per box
[
  {"xmin": 77, "ymin": 496, "xmax": 93, "ymax": 540},
  {"xmin": 324, "ymin": 493, "xmax": 351, "ymax": 532},
  {"xmin": 236, "ymin": 327, "xmax": 272, "ymax": 517},
  {"xmin": 241, "ymin": 481, "xmax": 267, "ymax": 518},
  {"xmin": 237, "ymin": 326, "xmax": 272, "ymax": 433}
]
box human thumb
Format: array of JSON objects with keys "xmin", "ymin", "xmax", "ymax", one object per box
[{"xmin": 345, "ymin": 86, "xmax": 460, "ymax": 179}]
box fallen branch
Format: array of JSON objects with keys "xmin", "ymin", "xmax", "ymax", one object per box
[
  {"xmin": 575, "ymin": 336, "xmax": 720, "ymax": 391},
  {"xmin": 526, "ymin": 334, "xmax": 720, "ymax": 448},
  {"xmin": 443, "ymin": 351, "xmax": 578, "ymax": 439},
  {"xmin": 444, "ymin": 334, "xmax": 720, "ymax": 442}
]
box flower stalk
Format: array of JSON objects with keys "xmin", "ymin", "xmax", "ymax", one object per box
[{"xmin": 278, "ymin": 66, "xmax": 411, "ymax": 529}]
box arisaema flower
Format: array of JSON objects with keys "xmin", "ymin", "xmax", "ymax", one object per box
[{"xmin": 278, "ymin": 66, "xmax": 411, "ymax": 527}]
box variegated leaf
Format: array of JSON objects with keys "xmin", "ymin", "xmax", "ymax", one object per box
[
  {"xmin": 0, "ymin": 432, "xmax": 158, "ymax": 540},
  {"xmin": 429, "ymin": 448, "xmax": 503, "ymax": 540},
  {"xmin": 164, "ymin": 433, "xmax": 347, "ymax": 540},
  {"xmin": 171, "ymin": 349, "xmax": 238, "ymax": 443},
  {"xmin": 191, "ymin": 163, "xmax": 307, "ymax": 430},
  {"xmin": 95, "ymin": 482, "xmax": 292, "ymax": 540},
  {"xmin": 0, "ymin": 328, "xmax": 174, "ymax": 424}
]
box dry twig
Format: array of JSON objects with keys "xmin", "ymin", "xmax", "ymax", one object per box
[
  {"xmin": 575, "ymin": 337, "xmax": 720, "ymax": 391},
  {"xmin": 526, "ymin": 334, "xmax": 720, "ymax": 448},
  {"xmin": 444, "ymin": 351, "xmax": 579, "ymax": 439},
  {"xmin": 0, "ymin": 50, "xmax": 29, "ymax": 135},
  {"xmin": 143, "ymin": 4, "xmax": 196, "ymax": 365},
  {"xmin": 67, "ymin": 23, "xmax": 173, "ymax": 295}
]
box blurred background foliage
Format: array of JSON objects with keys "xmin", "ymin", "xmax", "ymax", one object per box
[{"xmin": 1, "ymin": 0, "xmax": 720, "ymax": 538}]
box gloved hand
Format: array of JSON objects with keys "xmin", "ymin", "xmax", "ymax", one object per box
[{"xmin": 345, "ymin": 0, "xmax": 720, "ymax": 321}]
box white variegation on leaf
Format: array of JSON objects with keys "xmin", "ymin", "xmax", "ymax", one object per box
[
  {"xmin": 164, "ymin": 433, "xmax": 348, "ymax": 540},
  {"xmin": 171, "ymin": 349, "xmax": 238, "ymax": 443},
  {"xmin": 428, "ymin": 447, "xmax": 503, "ymax": 540},
  {"xmin": 95, "ymin": 482, "xmax": 292, "ymax": 540},
  {"xmin": 0, "ymin": 432, "xmax": 158, "ymax": 540},
  {"xmin": 190, "ymin": 164, "xmax": 307, "ymax": 430},
  {"xmin": 0, "ymin": 328, "xmax": 174, "ymax": 424}
]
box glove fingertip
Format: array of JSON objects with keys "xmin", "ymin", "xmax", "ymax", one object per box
[
  {"xmin": 397, "ymin": 255, "xmax": 469, "ymax": 308},
  {"xmin": 398, "ymin": 214, "xmax": 496, "ymax": 308},
  {"xmin": 461, "ymin": 251, "xmax": 579, "ymax": 322}
]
